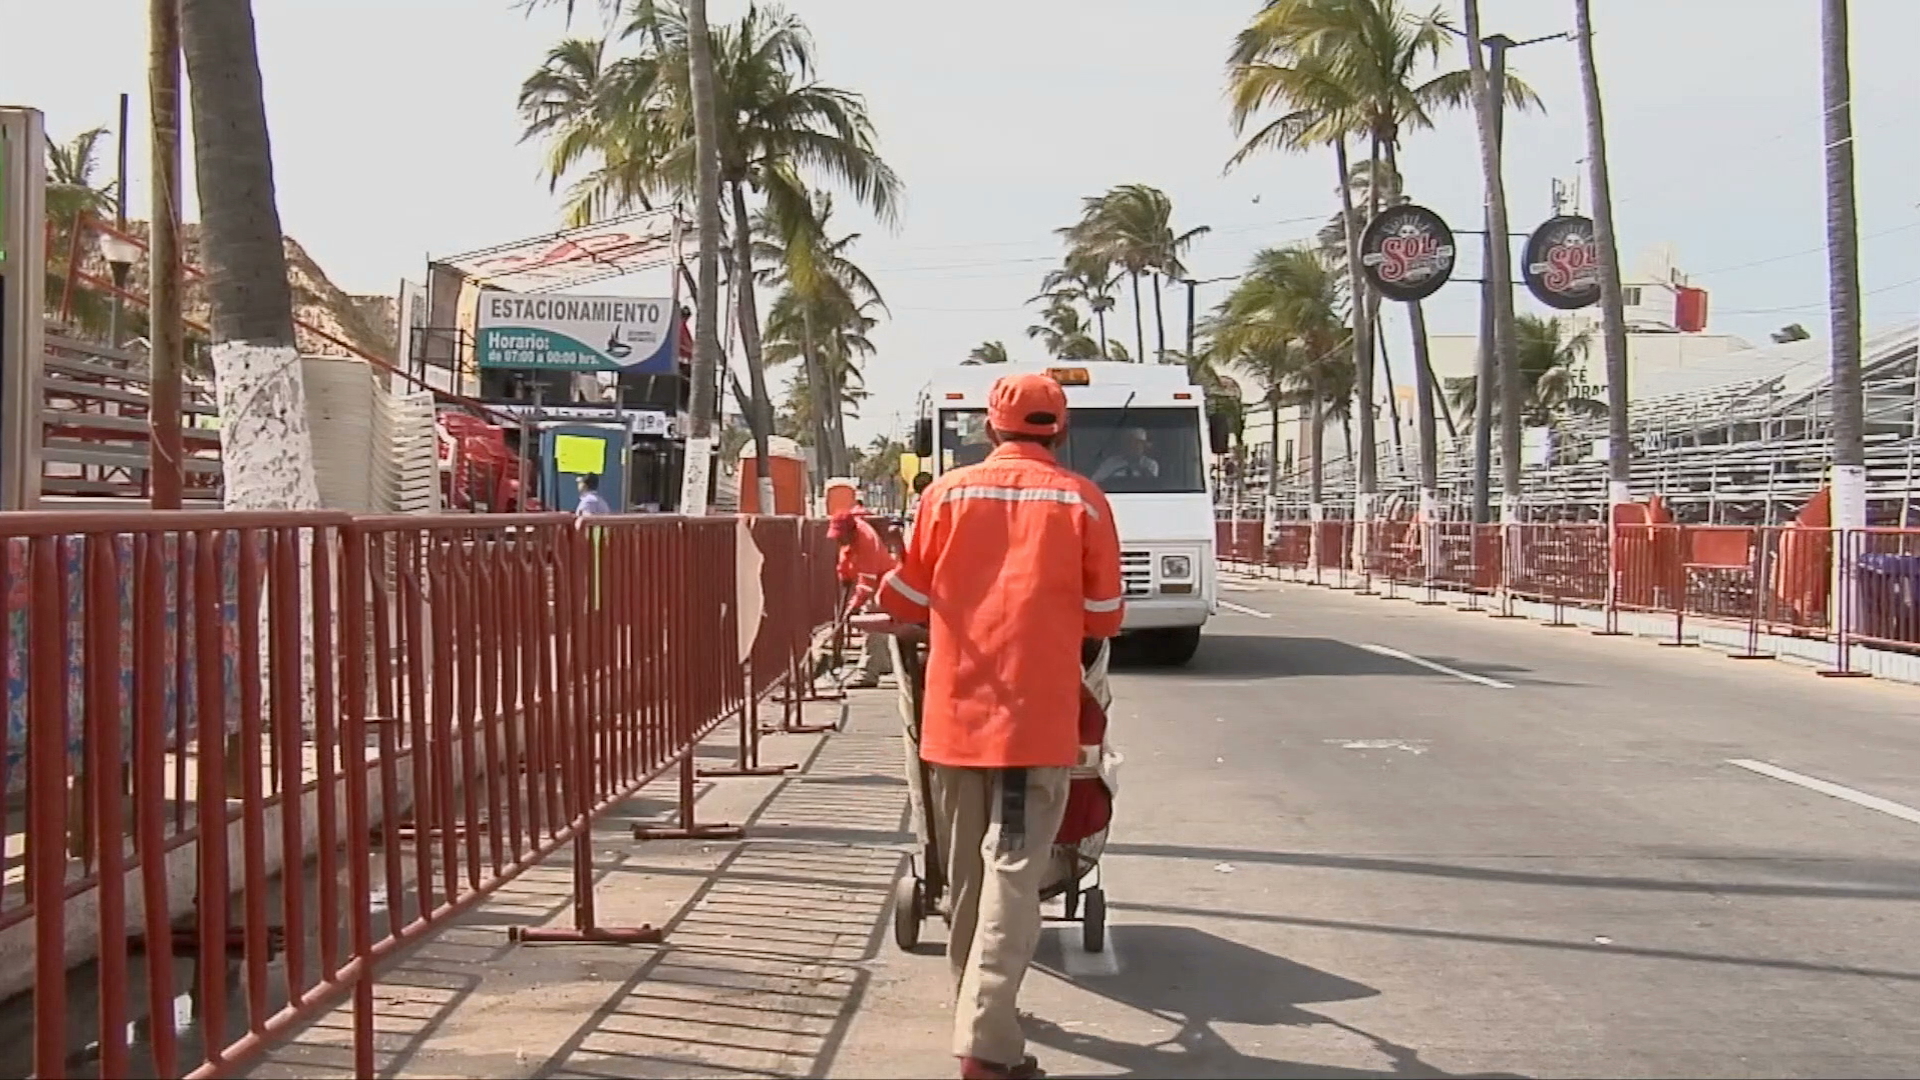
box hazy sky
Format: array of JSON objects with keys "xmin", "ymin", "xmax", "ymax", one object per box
[{"xmin": 6, "ymin": 0, "xmax": 1918, "ymax": 443}]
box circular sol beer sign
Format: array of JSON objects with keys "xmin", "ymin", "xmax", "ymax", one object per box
[
  {"xmin": 1523, "ymin": 215, "xmax": 1602, "ymax": 310},
  {"xmin": 1358, "ymin": 204, "xmax": 1456, "ymax": 303}
]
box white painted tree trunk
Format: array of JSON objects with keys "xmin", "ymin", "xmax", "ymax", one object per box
[
  {"xmin": 214, "ymin": 341, "xmax": 322, "ymax": 510},
  {"xmin": 1832, "ymin": 463, "xmax": 1867, "ymax": 646}
]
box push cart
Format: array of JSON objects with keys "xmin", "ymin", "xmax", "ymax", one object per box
[{"xmin": 887, "ymin": 633, "xmax": 1119, "ymax": 954}]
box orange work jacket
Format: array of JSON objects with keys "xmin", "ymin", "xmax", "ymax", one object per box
[
  {"xmin": 837, "ymin": 517, "xmax": 898, "ymax": 608},
  {"xmin": 879, "ymin": 441, "xmax": 1124, "ymax": 768}
]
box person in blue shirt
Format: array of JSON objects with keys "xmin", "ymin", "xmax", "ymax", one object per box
[{"xmin": 575, "ymin": 473, "xmax": 611, "ymax": 516}]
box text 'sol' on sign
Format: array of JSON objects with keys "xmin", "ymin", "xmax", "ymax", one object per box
[
  {"xmin": 475, "ymin": 291, "xmax": 678, "ymax": 373},
  {"xmin": 1522, "ymin": 215, "xmax": 1603, "ymax": 311},
  {"xmin": 1358, "ymin": 203, "xmax": 1456, "ymax": 304}
]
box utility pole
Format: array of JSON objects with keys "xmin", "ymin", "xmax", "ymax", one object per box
[
  {"xmin": 1184, "ymin": 277, "xmax": 1197, "ymax": 363},
  {"xmin": 108, "ymin": 93, "xmax": 129, "ymax": 350},
  {"xmin": 1470, "ymin": 34, "xmax": 1512, "ymax": 526},
  {"xmin": 149, "ymin": 0, "xmax": 185, "ymax": 510}
]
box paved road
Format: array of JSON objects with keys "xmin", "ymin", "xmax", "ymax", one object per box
[{"xmin": 832, "ymin": 575, "xmax": 1920, "ymax": 1079}]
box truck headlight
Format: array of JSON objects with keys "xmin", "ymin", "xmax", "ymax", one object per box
[{"xmin": 1160, "ymin": 554, "xmax": 1192, "ymax": 580}]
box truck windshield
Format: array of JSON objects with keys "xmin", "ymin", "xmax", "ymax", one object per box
[{"xmin": 937, "ymin": 407, "xmax": 1205, "ymax": 494}]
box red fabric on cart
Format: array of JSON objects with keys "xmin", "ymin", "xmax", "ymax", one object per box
[{"xmin": 1056, "ymin": 688, "xmax": 1113, "ymax": 845}]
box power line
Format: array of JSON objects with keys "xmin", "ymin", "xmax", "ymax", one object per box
[
  {"xmin": 1716, "ymin": 274, "xmax": 1920, "ymax": 316},
  {"xmin": 1694, "ymin": 221, "xmax": 1920, "ymax": 277}
]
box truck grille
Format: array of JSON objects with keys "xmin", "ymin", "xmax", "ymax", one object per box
[{"xmin": 1121, "ymin": 550, "xmax": 1153, "ymax": 597}]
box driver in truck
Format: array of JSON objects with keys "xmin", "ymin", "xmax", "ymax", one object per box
[{"xmin": 1090, "ymin": 426, "xmax": 1160, "ymax": 484}]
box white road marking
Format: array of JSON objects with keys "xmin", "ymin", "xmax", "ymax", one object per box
[
  {"xmin": 1057, "ymin": 925, "xmax": 1122, "ymax": 978},
  {"xmin": 1219, "ymin": 600, "xmax": 1273, "ymax": 619},
  {"xmin": 1358, "ymin": 643, "xmax": 1514, "ymax": 689},
  {"xmin": 1728, "ymin": 759, "xmax": 1920, "ymax": 827},
  {"xmin": 1327, "ymin": 738, "xmax": 1429, "ymax": 755}
]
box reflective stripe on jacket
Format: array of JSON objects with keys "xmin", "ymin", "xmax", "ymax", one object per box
[{"xmin": 879, "ymin": 441, "xmax": 1124, "ymax": 768}]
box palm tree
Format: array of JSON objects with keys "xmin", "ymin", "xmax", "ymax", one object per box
[
  {"xmin": 1444, "ymin": 315, "xmax": 1603, "ymax": 457},
  {"xmin": 520, "ymin": 1, "xmax": 902, "ymax": 497},
  {"xmin": 1060, "ymin": 185, "xmax": 1210, "ymax": 363},
  {"xmin": 1210, "ymin": 245, "xmax": 1349, "ymax": 510},
  {"xmin": 179, "ymin": 0, "xmax": 320, "ymax": 510},
  {"xmin": 753, "ymin": 187, "xmax": 884, "ymax": 477},
  {"xmin": 684, "ymin": 0, "xmax": 725, "ymax": 468},
  {"xmin": 1228, "ymin": 0, "xmax": 1539, "ymax": 523},
  {"xmin": 965, "ymin": 340, "xmax": 1010, "ymax": 365},
  {"xmin": 1819, "ymin": 0, "xmax": 1866, "ymax": 532},
  {"xmin": 1035, "ymin": 249, "xmax": 1119, "ymax": 359},
  {"xmin": 1572, "ymin": 0, "xmax": 1632, "ymax": 510},
  {"xmin": 1026, "ymin": 298, "xmax": 1102, "ymax": 360},
  {"xmin": 1459, "ymin": 0, "xmax": 1523, "ymax": 520},
  {"xmin": 42, "ymin": 127, "xmax": 117, "ymax": 335}
]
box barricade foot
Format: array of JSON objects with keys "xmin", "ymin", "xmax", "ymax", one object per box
[
  {"xmin": 133, "ymin": 923, "xmax": 285, "ymax": 959},
  {"xmin": 1817, "ymin": 669, "xmax": 1872, "ymax": 678},
  {"xmin": 1590, "ymin": 630, "xmax": 1630, "ymax": 637},
  {"xmin": 1658, "ymin": 641, "xmax": 1697, "ymax": 648},
  {"xmin": 383, "ymin": 819, "xmax": 491, "ymax": 845},
  {"xmin": 634, "ymin": 822, "xmax": 745, "ymax": 841},
  {"xmin": 699, "ymin": 763, "xmax": 795, "ymax": 778},
  {"xmin": 509, "ymin": 924, "xmax": 663, "ymax": 945},
  {"xmin": 1728, "ymin": 653, "xmax": 1776, "ymax": 660}
]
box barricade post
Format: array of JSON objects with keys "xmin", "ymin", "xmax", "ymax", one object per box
[{"xmin": 1818, "ymin": 527, "xmax": 1873, "ymax": 678}]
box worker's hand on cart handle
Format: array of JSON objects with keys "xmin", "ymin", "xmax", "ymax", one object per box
[{"xmin": 849, "ymin": 612, "xmax": 924, "ymax": 641}]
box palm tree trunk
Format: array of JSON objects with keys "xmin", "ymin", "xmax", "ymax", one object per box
[
  {"xmin": 1095, "ymin": 303, "xmax": 1109, "ymax": 359},
  {"xmin": 179, "ymin": 0, "xmax": 319, "ymax": 512},
  {"xmin": 1463, "ymin": 1, "xmax": 1524, "ymax": 523},
  {"xmin": 1379, "ymin": 140, "xmax": 1442, "ymax": 509},
  {"xmin": 1151, "ymin": 271, "xmax": 1167, "ymax": 363},
  {"xmin": 685, "ymin": 0, "xmax": 726, "ymax": 509},
  {"xmin": 1130, "ymin": 272, "xmax": 1146, "ymax": 363},
  {"xmin": 800, "ymin": 312, "xmax": 832, "ymax": 485},
  {"xmin": 1573, "ymin": 0, "xmax": 1633, "ymax": 513},
  {"xmin": 1820, "ymin": 0, "xmax": 1866, "ymax": 533},
  {"xmin": 727, "ymin": 179, "xmax": 776, "ymax": 508},
  {"xmin": 1409, "ymin": 300, "xmax": 1439, "ymax": 497},
  {"xmin": 1374, "ymin": 293, "xmax": 1406, "ymax": 477},
  {"xmin": 1334, "ymin": 140, "xmax": 1375, "ymax": 500}
]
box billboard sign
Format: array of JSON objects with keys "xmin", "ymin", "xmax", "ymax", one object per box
[
  {"xmin": 476, "ymin": 292, "xmax": 678, "ymax": 373},
  {"xmin": 1523, "ymin": 215, "xmax": 1602, "ymax": 310},
  {"xmin": 1358, "ymin": 204, "xmax": 1456, "ymax": 303},
  {"xmin": 440, "ymin": 209, "xmax": 679, "ymax": 293}
]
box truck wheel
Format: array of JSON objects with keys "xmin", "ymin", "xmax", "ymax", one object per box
[{"xmin": 1148, "ymin": 626, "xmax": 1202, "ymax": 667}]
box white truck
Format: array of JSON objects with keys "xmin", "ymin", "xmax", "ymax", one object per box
[{"xmin": 911, "ymin": 361, "xmax": 1232, "ymax": 665}]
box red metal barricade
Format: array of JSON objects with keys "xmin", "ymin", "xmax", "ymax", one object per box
[{"xmin": 2, "ymin": 510, "xmax": 838, "ymax": 1079}]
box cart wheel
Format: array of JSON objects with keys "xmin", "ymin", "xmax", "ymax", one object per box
[
  {"xmin": 1082, "ymin": 887, "xmax": 1106, "ymax": 953},
  {"xmin": 836, "ymin": 702, "xmax": 850, "ymax": 731},
  {"xmin": 893, "ymin": 875, "xmax": 923, "ymax": 951}
]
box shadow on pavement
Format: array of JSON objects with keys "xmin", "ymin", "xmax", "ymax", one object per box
[
  {"xmin": 1167, "ymin": 636, "xmax": 1565, "ymax": 688},
  {"xmin": 1112, "ymin": 899, "xmax": 1920, "ymax": 987},
  {"xmin": 1029, "ymin": 924, "xmax": 1528, "ymax": 1079},
  {"xmin": 1101, "ymin": 842, "xmax": 1920, "ymax": 902}
]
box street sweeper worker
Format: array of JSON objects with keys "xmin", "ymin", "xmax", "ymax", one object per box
[
  {"xmin": 832, "ymin": 510, "xmax": 900, "ymax": 688},
  {"xmin": 877, "ymin": 371, "xmax": 1124, "ymax": 1080}
]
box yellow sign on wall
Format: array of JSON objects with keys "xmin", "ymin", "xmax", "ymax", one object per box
[{"xmin": 554, "ymin": 434, "xmax": 607, "ymax": 475}]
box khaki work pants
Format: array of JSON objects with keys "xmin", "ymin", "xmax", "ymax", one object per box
[{"xmin": 931, "ymin": 763, "xmax": 1071, "ymax": 1065}]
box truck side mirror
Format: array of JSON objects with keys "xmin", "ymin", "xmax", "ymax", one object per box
[
  {"xmin": 1207, "ymin": 412, "xmax": 1233, "ymax": 456},
  {"xmin": 913, "ymin": 417, "xmax": 934, "ymax": 458}
]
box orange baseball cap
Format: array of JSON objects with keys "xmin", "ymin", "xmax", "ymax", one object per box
[{"xmin": 987, "ymin": 373, "xmax": 1068, "ymax": 437}]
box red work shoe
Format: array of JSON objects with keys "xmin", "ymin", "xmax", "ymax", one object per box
[{"xmin": 959, "ymin": 1055, "xmax": 1044, "ymax": 1079}]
